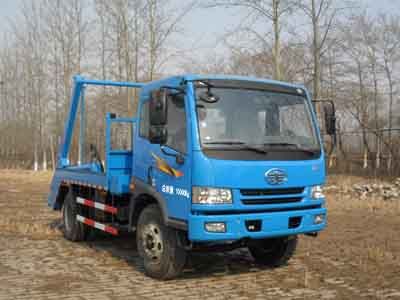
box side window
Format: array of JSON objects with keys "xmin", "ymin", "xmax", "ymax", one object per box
[
  {"xmin": 139, "ymin": 101, "xmax": 149, "ymax": 139},
  {"xmin": 110, "ymin": 122, "xmax": 132, "ymax": 150},
  {"xmin": 165, "ymin": 93, "xmax": 187, "ymax": 153}
]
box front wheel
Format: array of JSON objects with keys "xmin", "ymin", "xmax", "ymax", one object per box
[
  {"xmin": 62, "ymin": 189, "xmax": 88, "ymax": 242},
  {"xmin": 136, "ymin": 204, "xmax": 187, "ymax": 280},
  {"xmin": 248, "ymin": 236, "xmax": 298, "ymax": 267}
]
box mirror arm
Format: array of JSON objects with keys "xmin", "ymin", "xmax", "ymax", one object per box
[
  {"xmin": 161, "ymin": 146, "xmax": 185, "ymax": 165},
  {"xmin": 160, "ymin": 85, "xmax": 185, "ymax": 94},
  {"xmin": 161, "ymin": 146, "xmax": 174, "ymax": 157}
]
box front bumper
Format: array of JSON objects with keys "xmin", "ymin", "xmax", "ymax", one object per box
[{"xmin": 188, "ymin": 207, "xmax": 326, "ymax": 242}]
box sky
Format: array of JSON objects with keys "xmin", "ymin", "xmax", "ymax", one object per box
[
  {"xmin": 1, "ymin": 1, "xmax": 399, "ymax": 41},
  {"xmin": 179, "ymin": 0, "xmax": 400, "ymax": 56},
  {"xmin": 0, "ymin": 0, "xmax": 399, "ymax": 68}
]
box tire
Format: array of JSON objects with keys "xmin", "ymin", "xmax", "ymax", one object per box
[
  {"xmin": 136, "ymin": 204, "xmax": 187, "ymax": 280},
  {"xmin": 62, "ymin": 189, "xmax": 88, "ymax": 242},
  {"xmin": 248, "ymin": 236, "xmax": 298, "ymax": 267}
]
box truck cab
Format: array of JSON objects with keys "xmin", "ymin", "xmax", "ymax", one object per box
[{"xmin": 48, "ymin": 74, "xmax": 335, "ymax": 280}]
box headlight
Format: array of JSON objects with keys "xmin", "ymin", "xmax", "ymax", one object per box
[
  {"xmin": 311, "ymin": 185, "xmax": 325, "ymax": 199},
  {"xmin": 192, "ymin": 187, "xmax": 232, "ymax": 204}
]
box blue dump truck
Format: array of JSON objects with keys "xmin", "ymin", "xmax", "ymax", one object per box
[{"xmin": 48, "ymin": 74, "xmax": 336, "ymax": 279}]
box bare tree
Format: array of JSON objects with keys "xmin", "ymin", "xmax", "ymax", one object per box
[
  {"xmin": 297, "ymin": 0, "xmax": 345, "ymax": 99},
  {"xmin": 206, "ymin": 0, "xmax": 296, "ymax": 81},
  {"xmin": 145, "ymin": 0, "xmax": 196, "ymax": 80},
  {"xmin": 378, "ymin": 14, "xmax": 400, "ymax": 170}
]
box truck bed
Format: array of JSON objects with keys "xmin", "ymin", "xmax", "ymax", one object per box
[{"xmin": 47, "ymin": 168, "xmax": 107, "ymax": 210}]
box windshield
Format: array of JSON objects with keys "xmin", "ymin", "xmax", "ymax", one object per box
[{"xmin": 195, "ymin": 85, "xmax": 320, "ymax": 156}]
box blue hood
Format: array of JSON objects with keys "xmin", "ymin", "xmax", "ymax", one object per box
[{"xmin": 192, "ymin": 150, "xmax": 325, "ymax": 189}]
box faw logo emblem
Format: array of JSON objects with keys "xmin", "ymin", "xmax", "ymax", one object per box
[{"xmin": 265, "ymin": 168, "xmax": 287, "ymax": 185}]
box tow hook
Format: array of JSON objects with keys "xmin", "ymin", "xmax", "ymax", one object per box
[{"xmin": 305, "ymin": 232, "xmax": 318, "ymax": 238}]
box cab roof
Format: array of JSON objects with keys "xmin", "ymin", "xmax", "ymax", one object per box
[
  {"xmin": 140, "ymin": 74, "xmax": 308, "ymax": 97},
  {"xmin": 182, "ymin": 74, "xmax": 305, "ymax": 90}
]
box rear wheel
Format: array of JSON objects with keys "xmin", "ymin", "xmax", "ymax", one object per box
[
  {"xmin": 62, "ymin": 189, "xmax": 88, "ymax": 241},
  {"xmin": 136, "ymin": 204, "xmax": 186, "ymax": 280},
  {"xmin": 248, "ymin": 236, "xmax": 298, "ymax": 267}
]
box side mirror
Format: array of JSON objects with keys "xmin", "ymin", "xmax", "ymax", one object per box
[
  {"xmin": 149, "ymin": 126, "xmax": 168, "ymax": 144},
  {"xmin": 150, "ymin": 89, "xmax": 168, "ymax": 126},
  {"xmin": 312, "ymin": 100, "xmax": 336, "ymax": 136},
  {"xmin": 323, "ymin": 102, "xmax": 336, "ymax": 136}
]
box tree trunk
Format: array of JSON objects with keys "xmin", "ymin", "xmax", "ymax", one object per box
[
  {"xmin": 272, "ymin": 0, "xmax": 281, "ymax": 81},
  {"xmin": 50, "ymin": 135, "xmax": 56, "ymax": 170},
  {"xmin": 34, "ymin": 142, "xmax": 38, "ymax": 172},
  {"xmin": 311, "ymin": 0, "xmax": 321, "ymax": 99},
  {"xmin": 383, "ymin": 58, "xmax": 394, "ymax": 169},
  {"xmin": 42, "ymin": 148, "xmax": 47, "ymax": 171}
]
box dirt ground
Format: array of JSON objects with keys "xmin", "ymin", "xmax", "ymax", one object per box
[{"xmin": 0, "ymin": 171, "xmax": 399, "ymax": 300}]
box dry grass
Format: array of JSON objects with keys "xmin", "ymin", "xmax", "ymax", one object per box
[
  {"xmin": 0, "ymin": 169, "xmax": 53, "ymax": 181},
  {"xmin": 326, "ymin": 193, "xmax": 400, "ymax": 213},
  {"xmin": 327, "ymin": 173, "xmax": 398, "ymax": 189},
  {"xmin": 0, "ymin": 170, "xmax": 400, "ymax": 298},
  {"xmin": 0, "ymin": 170, "xmax": 58, "ymax": 238}
]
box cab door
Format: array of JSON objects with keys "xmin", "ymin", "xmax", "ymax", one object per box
[{"xmin": 151, "ymin": 91, "xmax": 192, "ymax": 221}]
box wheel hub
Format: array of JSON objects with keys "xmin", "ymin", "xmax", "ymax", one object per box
[{"xmin": 142, "ymin": 224, "xmax": 163, "ymax": 260}]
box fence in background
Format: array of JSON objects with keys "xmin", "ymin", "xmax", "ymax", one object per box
[{"xmin": 327, "ymin": 128, "xmax": 400, "ymax": 177}]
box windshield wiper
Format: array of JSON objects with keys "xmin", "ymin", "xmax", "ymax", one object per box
[
  {"xmin": 204, "ymin": 141, "xmax": 246, "ymax": 145},
  {"xmin": 262, "ymin": 142, "xmax": 320, "ymax": 155},
  {"xmin": 203, "ymin": 141, "xmax": 268, "ymax": 154}
]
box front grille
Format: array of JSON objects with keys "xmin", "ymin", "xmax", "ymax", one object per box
[
  {"xmin": 240, "ymin": 187, "xmax": 304, "ymax": 196},
  {"xmin": 241, "ymin": 197, "xmax": 302, "ymax": 205}
]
